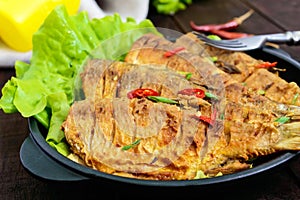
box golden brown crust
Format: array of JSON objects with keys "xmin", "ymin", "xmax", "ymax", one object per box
[
  {"xmin": 176, "ymin": 32, "xmax": 300, "ymax": 106},
  {"xmin": 62, "ymin": 33, "xmax": 300, "ymax": 181}
]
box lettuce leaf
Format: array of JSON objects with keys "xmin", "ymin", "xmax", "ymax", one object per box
[{"xmin": 0, "ymin": 5, "xmax": 159, "ymax": 156}]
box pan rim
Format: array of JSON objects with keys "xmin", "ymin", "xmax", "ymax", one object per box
[{"xmin": 26, "ymin": 46, "xmax": 300, "ymax": 186}]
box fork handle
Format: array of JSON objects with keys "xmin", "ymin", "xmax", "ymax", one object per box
[{"xmin": 266, "ymin": 31, "xmax": 300, "ymax": 45}]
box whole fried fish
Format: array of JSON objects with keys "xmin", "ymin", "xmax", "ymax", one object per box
[
  {"xmin": 126, "ymin": 33, "xmax": 300, "ymax": 106},
  {"xmin": 62, "ymin": 50, "xmax": 300, "ymax": 180}
]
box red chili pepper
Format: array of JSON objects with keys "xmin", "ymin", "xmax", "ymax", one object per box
[
  {"xmin": 198, "ymin": 116, "xmax": 213, "ymax": 125},
  {"xmin": 127, "ymin": 88, "xmax": 159, "ymax": 99},
  {"xmin": 192, "ymin": 109, "xmax": 217, "ymax": 126},
  {"xmin": 190, "ymin": 20, "xmax": 239, "ymax": 32},
  {"xmin": 255, "ymin": 61, "xmax": 278, "ymax": 69},
  {"xmin": 178, "ymin": 88, "xmax": 205, "ymax": 98},
  {"xmin": 210, "ymin": 29, "xmax": 251, "ymax": 39},
  {"xmin": 164, "ymin": 47, "xmax": 185, "ymax": 58},
  {"xmin": 190, "ymin": 9, "xmax": 254, "ymax": 32}
]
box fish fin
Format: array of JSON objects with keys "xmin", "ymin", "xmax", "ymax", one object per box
[
  {"xmin": 204, "ymin": 160, "xmax": 251, "ymax": 176},
  {"xmin": 276, "ymin": 122, "xmax": 300, "ymax": 150}
]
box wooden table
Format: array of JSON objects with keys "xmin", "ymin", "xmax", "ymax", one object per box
[{"xmin": 1, "ymin": 0, "xmax": 300, "ymax": 199}]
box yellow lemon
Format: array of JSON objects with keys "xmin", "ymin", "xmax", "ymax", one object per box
[{"xmin": 0, "ymin": 0, "xmax": 80, "ymax": 52}]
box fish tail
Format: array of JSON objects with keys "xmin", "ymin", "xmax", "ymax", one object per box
[{"xmin": 276, "ymin": 122, "xmax": 300, "ymax": 150}]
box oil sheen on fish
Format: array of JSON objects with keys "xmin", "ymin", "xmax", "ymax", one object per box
[{"xmin": 62, "ymin": 33, "xmax": 300, "ymax": 180}]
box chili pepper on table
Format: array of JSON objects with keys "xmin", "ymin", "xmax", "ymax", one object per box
[
  {"xmin": 190, "ymin": 9, "xmax": 254, "ymax": 32},
  {"xmin": 127, "ymin": 88, "xmax": 159, "ymax": 99},
  {"xmin": 210, "ymin": 29, "xmax": 251, "ymax": 39}
]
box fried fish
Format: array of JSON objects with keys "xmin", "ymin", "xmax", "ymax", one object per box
[
  {"xmin": 62, "ymin": 43, "xmax": 300, "ymax": 180},
  {"xmin": 126, "ymin": 33, "xmax": 300, "ymax": 106}
]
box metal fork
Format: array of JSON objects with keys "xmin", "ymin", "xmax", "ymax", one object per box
[{"xmin": 193, "ymin": 31, "xmax": 300, "ymax": 51}]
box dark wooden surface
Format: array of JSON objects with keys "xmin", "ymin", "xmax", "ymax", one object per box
[{"xmin": 1, "ymin": 0, "xmax": 300, "ymax": 199}]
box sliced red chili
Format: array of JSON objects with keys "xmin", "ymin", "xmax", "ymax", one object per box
[
  {"xmin": 255, "ymin": 61, "xmax": 278, "ymax": 69},
  {"xmin": 192, "ymin": 109, "xmax": 217, "ymax": 126},
  {"xmin": 127, "ymin": 88, "xmax": 159, "ymax": 99},
  {"xmin": 192, "ymin": 115, "xmax": 214, "ymax": 126},
  {"xmin": 164, "ymin": 47, "xmax": 185, "ymax": 58},
  {"xmin": 178, "ymin": 88, "xmax": 205, "ymax": 98}
]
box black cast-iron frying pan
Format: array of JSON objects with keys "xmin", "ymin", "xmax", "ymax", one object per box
[{"xmin": 20, "ymin": 45, "xmax": 300, "ymax": 187}]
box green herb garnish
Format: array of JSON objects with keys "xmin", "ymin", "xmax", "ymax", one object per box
[
  {"xmin": 122, "ymin": 139, "xmax": 141, "ymax": 151},
  {"xmin": 185, "ymin": 72, "xmax": 192, "ymax": 80},
  {"xmin": 274, "ymin": 116, "xmax": 290, "ymax": 124},
  {"xmin": 292, "ymin": 93, "xmax": 299, "ymax": 105},
  {"xmin": 207, "ymin": 35, "xmax": 222, "ymax": 41},
  {"xmin": 147, "ymin": 96, "xmax": 178, "ymax": 104},
  {"xmin": 209, "ymin": 56, "xmax": 218, "ymax": 62},
  {"xmin": 205, "ymin": 92, "xmax": 218, "ymax": 100},
  {"xmin": 176, "ymin": 71, "xmax": 192, "ymax": 80},
  {"xmin": 219, "ymin": 113, "xmax": 225, "ymax": 120},
  {"xmin": 257, "ymin": 90, "xmax": 266, "ymax": 95}
]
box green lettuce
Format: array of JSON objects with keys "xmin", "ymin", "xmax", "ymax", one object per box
[{"xmin": 0, "ymin": 5, "xmax": 159, "ymax": 156}]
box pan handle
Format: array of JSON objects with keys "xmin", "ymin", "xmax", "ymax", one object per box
[{"xmin": 20, "ymin": 136, "xmax": 89, "ymax": 182}]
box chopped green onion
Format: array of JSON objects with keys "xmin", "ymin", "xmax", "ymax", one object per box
[
  {"xmin": 207, "ymin": 34, "xmax": 222, "ymax": 41},
  {"xmin": 274, "ymin": 116, "xmax": 290, "ymax": 124},
  {"xmin": 219, "ymin": 113, "xmax": 225, "ymax": 120},
  {"xmin": 205, "ymin": 92, "xmax": 218, "ymax": 100},
  {"xmin": 176, "ymin": 71, "xmax": 192, "ymax": 80},
  {"xmin": 209, "ymin": 56, "xmax": 218, "ymax": 62},
  {"xmin": 176, "ymin": 71, "xmax": 188, "ymax": 75},
  {"xmin": 147, "ymin": 96, "xmax": 178, "ymax": 104},
  {"xmin": 257, "ymin": 90, "xmax": 266, "ymax": 95},
  {"xmin": 122, "ymin": 139, "xmax": 141, "ymax": 151},
  {"xmin": 292, "ymin": 93, "xmax": 299, "ymax": 105},
  {"xmin": 185, "ymin": 72, "xmax": 192, "ymax": 80}
]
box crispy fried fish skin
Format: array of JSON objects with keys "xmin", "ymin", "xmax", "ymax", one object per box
[
  {"xmin": 175, "ymin": 32, "xmax": 300, "ymax": 106},
  {"xmin": 62, "ymin": 33, "xmax": 300, "ymax": 180},
  {"xmin": 123, "ymin": 34, "xmax": 300, "ymax": 176},
  {"xmin": 63, "ymin": 97, "xmax": 203, "ymax": 180},
  {"xmin": 126, "ymin": 33, "xmax": 300, "ymax": 106},
  {"xmin": 62, "ymin": 56, "xmax": 300, "ymax": 180}
]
